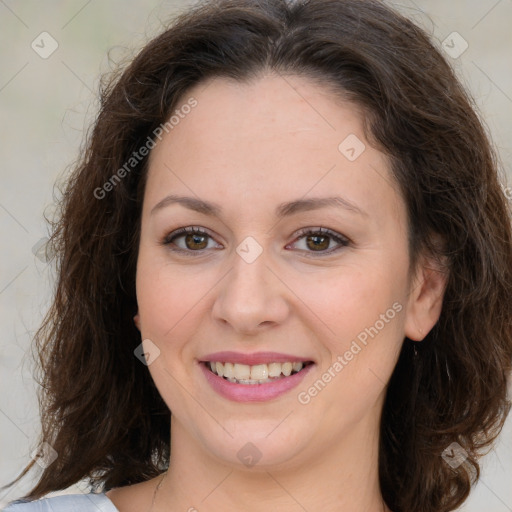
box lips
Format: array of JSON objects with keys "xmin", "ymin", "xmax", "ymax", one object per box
[
  {"xmin": 200, "ymin": 361, "xmax": 314, "ymax": 402},
  {"xmin": 198, "ymin": 351, "xmax": 316, "ymax": 402}
]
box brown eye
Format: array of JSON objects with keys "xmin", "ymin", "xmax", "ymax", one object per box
[
  {"xmin": 288, "ymin": 227, "xmax": 349, "ymax": 255},
  {"xmin": 305, "ymin": 234, "xmax": 330, "ymax": 251},
  {"xmin": 184, "ymin": 232, "xmax": 208, "ymax": 250},
  {"xmin": 163, "ymin": 227, "xmax": 221, "ymax": 254}
]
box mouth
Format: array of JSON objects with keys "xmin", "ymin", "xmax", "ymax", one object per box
[{"xmin": 201, "ymin": 360, "xmax": 315, "ymax": 385}]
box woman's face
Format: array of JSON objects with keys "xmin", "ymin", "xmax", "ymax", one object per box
[{"xmin": 135, "ymin": 73, "xmax": 441, "ymax": 470}]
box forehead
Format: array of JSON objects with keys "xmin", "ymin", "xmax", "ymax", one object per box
[
  {"xmin": 144, "ymin": 73, "xmax": 404, "ymax": 229},
  {"xmin": 157, "ymin": 73, "xmax": 362, "ymax": 155}
]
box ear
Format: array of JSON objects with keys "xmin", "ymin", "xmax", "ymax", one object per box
[
  {"xmin": 133, "ymin": 312, "xmax": 141, "ymax": 331},
  {"xmin": 404, "ymin": 252, "xmax": 448, "ymax": 341}
]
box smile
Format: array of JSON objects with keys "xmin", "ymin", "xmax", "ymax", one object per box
[
  {"xmin": 199, "ymin": 360, "xmax": 315, "ymax": 402},
  {"xmin": 206, "ymin": 361, "xmax": 313, "ymax": 384}
]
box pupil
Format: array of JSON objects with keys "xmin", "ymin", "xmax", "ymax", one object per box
[
  {"xmin": 186, "ymin": 233, "xmax": 207, "ymax": 250},
  {"xmin": 307, "ymin": 235, "xmax": 329, "ymax": 251}
]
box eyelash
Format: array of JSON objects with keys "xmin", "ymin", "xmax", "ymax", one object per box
[{"xmin": 161, "ymin": 226, "xmax": 350, "ymax": 257}]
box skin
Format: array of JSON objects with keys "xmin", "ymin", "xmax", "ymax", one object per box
[{"xmin": 106, "ymin": 73, "xmax": 447, "ymax": 512}]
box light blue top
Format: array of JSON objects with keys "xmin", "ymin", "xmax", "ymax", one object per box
[{"xmin": 2, "ymin": 493, "xmax": 119, "ymax": 511}]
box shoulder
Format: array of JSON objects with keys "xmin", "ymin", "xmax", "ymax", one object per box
[{"xmin": 2, "ymin": 493, "xmax": 119, "ymax": 512}]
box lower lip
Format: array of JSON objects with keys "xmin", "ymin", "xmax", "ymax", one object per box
[{"xmin": 199, "ymin": 362, "xmax": 315, "ymax": 402}]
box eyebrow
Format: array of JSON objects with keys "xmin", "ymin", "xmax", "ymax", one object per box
[{"xmin": 150, "ymin": 194, "xmax": 367, "ymax": 218}]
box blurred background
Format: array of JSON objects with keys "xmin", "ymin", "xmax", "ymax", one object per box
[{"xmin": 0, "ymin": 1, "xmax": 511, "ymax": 510}]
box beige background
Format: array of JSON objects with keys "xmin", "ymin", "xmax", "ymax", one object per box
[{"xmin": 0, "ymin": 0, "xmax": 511, "ymax": 510}]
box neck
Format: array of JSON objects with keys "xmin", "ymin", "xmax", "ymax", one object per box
[{"xmin": 157, "ymin": 405, "xmax": 389, "ymax": 512}]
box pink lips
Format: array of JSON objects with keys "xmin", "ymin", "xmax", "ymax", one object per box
[{"xmin": 198, "ymin": 352, "xmax": 315, "ymax": 402}]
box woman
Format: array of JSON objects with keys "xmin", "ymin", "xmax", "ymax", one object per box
[{"xmin": 2, "ymin": 0, "xmax": 511, "ymax": 511}]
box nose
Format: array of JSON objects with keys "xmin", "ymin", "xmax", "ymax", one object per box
[{"xmin": 211, "ymin": 247, "xmax": 290, "ymax": 335}]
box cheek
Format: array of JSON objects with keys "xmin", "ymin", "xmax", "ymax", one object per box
[
  {"xmin": 135, "ymin": 256, "xmax": 210, "ymax": 396},
  {"xmin": 290, "ymin": 260, "xmax": 407, "ymax": 399},
  {"xmin": 290, "ymin": 264, "xmax": 404, "ymax": 342},
  {"xmin": 309, "ymin": 305, "xmax": 404, "ymax": 431},
  {"xmin": 135, "ymin": 250, "xmax": 218, "ymax": 340},
  {"xmin": 330, "ymin": 291, "xmax": 405, "ymax": 403}
]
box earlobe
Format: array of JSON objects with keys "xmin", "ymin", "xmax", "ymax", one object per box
[
  {"xmin": 404, "ymin": 256, "xmax": 448, "ymax": 341},
  {"xmin": 133, "ymin": 312, "xmax": 141, "ymax": 331}
]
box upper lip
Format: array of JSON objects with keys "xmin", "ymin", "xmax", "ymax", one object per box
[{"xmin": 199, "ymin": 351, "xmax": 314, "ymax": 366}]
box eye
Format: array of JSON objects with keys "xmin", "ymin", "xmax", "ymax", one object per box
[
  {"xmin": 286, "ymin": 227, "xmax": 350, "ymax": 256},
  {"xmin": 162, "ymin": 226, "xmax": 222, "ymax": 254},
  {"xmin": 162, "ymin": 226, "xmax": 350, "ymax": 257}
]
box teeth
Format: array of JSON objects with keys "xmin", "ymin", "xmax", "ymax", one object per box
[
  {"xmin": 250, "ymin": 364, "xmax": 268, "ymax": 380},
  {"xmin": 268, "ymin": 362, "xmax": 281, "ymax": 378},
  {"xmin": 223, "ymin": 362, "xmax": 234, "ymax": 379},
  {"xmin": 292, "ymin": 362, "xmax": 303, "ymax": 372},
  {"xmin": 233, "ymin": 363, "xmax": 251, "ymax": 380},
  {"xmin": 282, "ymin": 362, "xmax": 292, "ymax": 377},
  {"xmin": 207, "ymin": 361, "xmax": 306, "ymax": 383}
]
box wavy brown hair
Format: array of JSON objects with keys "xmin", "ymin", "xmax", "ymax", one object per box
[{"xmin": 3, "ymin": 0, "xmax": 512, "ymax": 510}]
